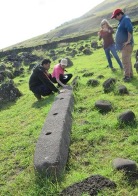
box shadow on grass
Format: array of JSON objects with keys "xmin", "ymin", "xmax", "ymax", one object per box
[
  {"xmin": 31, "ymin": 94, "xmax": 55, "ymax": 109},
  {"xmin": 116, "ymin": 120, "xmax": 138, "ymax": 129},
  {"xmin": 124, "ymin": 169, "xmax": 138, "ymax": 187},
  {"xmin": 34, "ymin": 171, "xmax": 61, "ymax": 195},
  {"xmin": 0, "ymin": 99, "xmax": 19, "ymax": 111}
]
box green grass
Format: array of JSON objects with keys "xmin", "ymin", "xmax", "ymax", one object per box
[{"xmin": 0, "ymin": 34, "xmax": 138, "ymax": 195}]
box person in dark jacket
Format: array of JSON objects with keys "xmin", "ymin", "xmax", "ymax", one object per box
[{"xmin": 29, "ymin": 59, "xmax": 59, "ymax": 100}]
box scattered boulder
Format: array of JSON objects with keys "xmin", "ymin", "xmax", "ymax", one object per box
[
  {"xmin": 118, "ymin": 85, "xmax": 129, "ymax": 95},
  {"xmin": 118, "ymin": 110, "xmax": 136, "ymax": 124},
  {"xmin": 66, "ymin": 57, "xmax": 73, "ymax": 67},
  {"xmin": 21, "ymin": 52, "xmax": 41, "ymax": 65},
  {"xmin": 66, "ymin": 46, "xmax": 72, "ymax": 51},
  {"xmin": 134, "ymin": 62, "xmax": 138, "ymax": 73},
  {"xmin": 83, "ymin": 48, "xmax": 92, "ymax": 55},
  {"xmin": 0, "ymin": 68, "xmax": 14, "ymax": 81},
  {"xmin": 103, "ymin": 78, "xmax": 116, "ymax": 93},
  {"xmin": 69, "ymin": 49, "xmax": 77, "ymax": 57},
  {"xmin": 29, "ymin": 63, "xmax": 37, "ymax": 70},
  {"xmin": 0, "ymin": 80, "xmax": 22, "ymax": 103},
  {"xmin": 95, "ymin": 100, "xmax": 112, "ymax": 113},
  {"xmin": 13, "ymin": 61, "xmax": 22, "ymax": 70},
  {"xmin": 52, "ymin": 56, "xmax": 58, "ymax": 61},
  {"xmin": 97, "ymin": 75, "xmax": 104, "ymax": 79},
  {"xmin": 87, "ymin": 79, "xmax": 99, "ymax": 87},
  {"xmin": 78, "ymin": 45, "xmax": 84, "ymax": 51},
  {"xmin": 0, "ymin": 73, "xmax": 5, "ymax": 82},
  {"xmin": 112, "ymin": 158, "xmax": 137, "ymax": 172},
  {"xmin": 0, "ymin": 64, "xmax": 6, "ymax": 72},
  {"xmin": 91, "ymin": 41, "xmax": 98, "ymax": 49},
  {"xmin": 60, "ymin": 175, "xmax": 116, "ymax": 196},
  {"xmin": 49, "ymin": 49, "xmax": 55, "ymax": 56},
  {"xmin": 82, "ymin": 72, "xmax": 94, "ymax": 77},
  {"xmin": 13, "ymin": 69, "xmax": 24, "ymax": 77},
  {"xmin": 5, "ymin": 53, "xmax": 18, "ymax": 62},
  {"xmin": 71, "ymin": 76, "xmax": 79, "ymax": 89}
]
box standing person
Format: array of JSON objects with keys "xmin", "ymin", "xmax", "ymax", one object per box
[
  {"xmin": 29, "ymin": 59, "xmax": 60, "ymax": 100},
  {"xmin": 111, "ymin": 9, "xmax": 134, "ymax": 82},
  {"xmin": 98, "ymin": 19, "xmax": 123, "ymax": 71},
  {"xmin": 52, "ymin": 58, "xmax": 73, "ymax": 88}
]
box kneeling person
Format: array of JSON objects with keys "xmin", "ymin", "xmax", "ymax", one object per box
[
  {"xmin": 52, "ymin": 58, "xmax": 73, "ymax": 88},
  {"xmin": 29, "ymin": 59, "xmax": 59, "ymax": 100}
]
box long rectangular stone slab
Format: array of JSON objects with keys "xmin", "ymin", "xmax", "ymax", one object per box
[{"xmin": 34, "ymin": 89, "xmax": 74, "ymax": 179}]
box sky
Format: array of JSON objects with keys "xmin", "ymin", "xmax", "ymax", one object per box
[{"xmin": 0, "ymin": 0, "xmax": 104, "ymax": 50}]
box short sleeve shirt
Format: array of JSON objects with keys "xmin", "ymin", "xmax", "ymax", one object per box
[{"xmin": 52, "ymin": 64, "xmax": 64, "ymax": 79}]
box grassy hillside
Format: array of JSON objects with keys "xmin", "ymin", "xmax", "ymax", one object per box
[
  {"xmin": 2, "ymin": 0, "xmax": 138, "ymax": 51},
  {"xmin": 0, "ymin": 28, "xmax": 138, "ymax": 195}
]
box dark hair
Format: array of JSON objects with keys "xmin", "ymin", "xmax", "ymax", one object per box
[
  {"xmin": 41, "ymin": 59, "xmax": 51, "ymax": 65},
  {"xmin": 120, "ymin": 11, "xmax": 124, "ymax": 15},
  {"xmin": 117, "ymin": 11, "xmax": 124, "ymax": 16}
]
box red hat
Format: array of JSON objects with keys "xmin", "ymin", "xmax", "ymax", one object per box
[{"xmin": 111, "ymin": 8, "xmax": 123, "ymax": 19}]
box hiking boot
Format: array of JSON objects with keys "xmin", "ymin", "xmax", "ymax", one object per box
[
  {"xmin": 123, "ymin": 76, "xmax": 131, "ymax": 82},
  {"xmin": 34, "ymin": 93, "xmax": 41, "ymax": 100}
]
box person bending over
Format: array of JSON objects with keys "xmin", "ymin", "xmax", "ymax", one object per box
[
  {"xmin": 52, "ymin": 58, "xmax": 73, "ymax": 88},
  {"xmin": 29, "ymin": 59, "xmax": 59, "ymax": 100}
]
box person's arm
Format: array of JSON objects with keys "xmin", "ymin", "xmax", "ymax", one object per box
[
  {"xmin": 38, "ymin": 71, "xmax": 59, "ymax": 93},
  {"xmin": 123, "ymin": 18, "xmax": 133, "ymax": 47},
  {"xmin": 127, "ymin": 31, "xmax": 132, "ymax": 44},
  {"xmin": 98, "ymin": 31, "xmax": 102, "ymax": 40},
  {"xmin": 123, "ymin": 32, "xmax": 132, "ymax": 47}
]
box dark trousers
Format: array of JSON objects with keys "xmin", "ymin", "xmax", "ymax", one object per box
[
  {"xmin": 52, "ymin": 74, "xmax": 73, "ymax": 85},
  {"xmin": 31, "ymin": 85, "xmax": 52, "ymax": 96}
]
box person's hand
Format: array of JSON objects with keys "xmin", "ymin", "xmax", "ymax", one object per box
[
  {"xmin": 62, "ymin": 84, "xmax": 69, "ymax": 88},
  {"xmin": 98, "ymin": 31, "xmax": 101, "ymax": 36},
  {"xmin": 59, "ymin": 89, "xmax": 66, "ymax": 93},
  {"xmin": 123, "ymin": 41, "xmax": 130, "ymax": 47}
]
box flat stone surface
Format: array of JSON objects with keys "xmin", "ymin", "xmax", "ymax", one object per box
[{"xmin": 34, "ymin": 89, "xmax": 74, "ymax": 179}]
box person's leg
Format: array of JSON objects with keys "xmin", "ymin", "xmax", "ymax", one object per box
[
  {"xmin": 59, "ymin": 74, "xmax": 73, "ymax": 84},
  {"xmin": 104, "ymin": 47, "xmax": 113, "ymax": 69},
  {"xmin": 110, "ymin": 44, "xmax": 123, "ymax": 69},
  {"xmin": 32, "ymin": 85, "xmax": 52, "ymax": 100},
  {"xmin": 51, "ymin": 77, "xmax": 57, "ymax": 83},
  {"xmin": 121, "ymin": 44, "xmax": 133, "ymax": 80}
]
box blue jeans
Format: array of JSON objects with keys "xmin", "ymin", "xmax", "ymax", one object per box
[{"xmin": 104, "ymin": 44, "xmax": 123, "ymax": 69}]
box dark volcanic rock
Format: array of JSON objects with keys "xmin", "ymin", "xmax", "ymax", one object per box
[{"xmin": 60, "ymin": 175, "xmax": 116, "ymax": 196}]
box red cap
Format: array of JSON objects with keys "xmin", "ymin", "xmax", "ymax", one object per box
[{"xmin": 111, "ymin": 9, "xmax": 123, "ymax": 19}]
